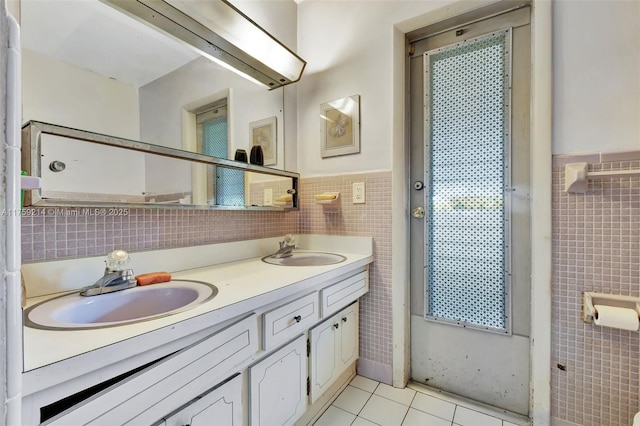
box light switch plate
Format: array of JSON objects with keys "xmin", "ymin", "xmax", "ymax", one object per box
[
  {"xmin": 353, "ymin": 182, "xmax": 365, "ymax": 204},
  {"xmin": 264, "ymin": 188, "xmax": 273, "ymax": 205}
]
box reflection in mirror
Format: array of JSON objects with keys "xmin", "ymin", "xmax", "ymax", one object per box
[
  {"xmin": 21, "ymin": 0, "xmax": 286, "ymax": 173},
  {"xmin": 23, "ymin": 122, "xmax": 298, "ymax": 210}
]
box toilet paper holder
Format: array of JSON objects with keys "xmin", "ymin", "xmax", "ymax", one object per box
[{"xmin": 582, "ymin": 292, "xmax": 640, "ymax": 324}]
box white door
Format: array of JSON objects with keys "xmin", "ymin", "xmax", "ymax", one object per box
[
  {"xmin": 409, "ymin": 7, "xmax": 531, "ymax": 415},
  {"xmin": 249, "ymin": 335, "xmax": 307, "ymax": 426},
  {"xmin": 309, "ymin": 318, "xmax": 338, "ymax": 401},
  {"xmin": 309, "ymin": 302, "xmax": 359, "ymax": 403}
]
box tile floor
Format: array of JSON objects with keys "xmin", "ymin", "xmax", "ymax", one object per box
[{"xmin": 312, "ymin": 376, "xmax": 530, "ymax": 426}]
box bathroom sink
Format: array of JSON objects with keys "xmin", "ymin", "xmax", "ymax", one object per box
[
  {"xmin": 25, "ymin": 280, "xmax": 218, "ymax": 330},
  {"xmin": 262, "ymin": 251, "xmax": 346, "ymax": 266}
]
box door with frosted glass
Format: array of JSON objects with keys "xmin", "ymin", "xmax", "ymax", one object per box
[{"xmin": 409, "ymin": 7, "xmax": 531, "ymax": 415}]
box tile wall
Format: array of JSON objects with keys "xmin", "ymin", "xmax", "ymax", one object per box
[
  {"xmin": 21, "ymin": 209, "xmax": 299, "ymax": 262},
  {"xmin": 552, "ymin": 152, "xmax": 640, "ymax": 426},
  {"xmin": 298, "ymin": 171, "xmax": 393, "ymax": 380}
]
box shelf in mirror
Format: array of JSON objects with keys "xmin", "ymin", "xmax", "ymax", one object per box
[{"xmin": 22, "ymin": 121, "xmax": 299, "ymax": 211}]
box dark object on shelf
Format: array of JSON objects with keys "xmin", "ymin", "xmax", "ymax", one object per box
[{"xmin": 250, "ymin": 146, "xmax": 264, "ymax": 165}]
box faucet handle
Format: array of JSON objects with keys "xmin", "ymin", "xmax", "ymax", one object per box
[
  {"xmin": 105, "ymin": 249, "xmax": 130, "ymax": 272},
  {"xmin": 283, "ymin": 234, "xmax": 295, "ymax": 245}
]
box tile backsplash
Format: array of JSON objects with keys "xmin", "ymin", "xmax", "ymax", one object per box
[
  {"xmin": 22, "ymin": 209, "xmax": 299, "ymax": 262},
  {"xmin": 552, "ymin": 153, "xmax": 640, "ymax": 426},
  {"xmin": 299, "ymin": 171, "xmax": 393, "ymax": 379}
]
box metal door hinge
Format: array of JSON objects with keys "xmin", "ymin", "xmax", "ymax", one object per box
[
  {"xmin": 408, "ymin": 44, "xmax": 415, "ymax": 56},
  {"xmin": 306, "ymin": 338, "xmax": 310, "ymax": 357},
  {"xmin": 307, "ymin": 377, "xmax": 310, "ymax": 395}
]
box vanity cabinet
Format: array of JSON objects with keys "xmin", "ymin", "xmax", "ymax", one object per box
[
  {"xmin": 163, "ymin": 374, "xmax": 243, "ymax": 426},
  {"xmin": 24, "ymin": 257, "xmax": 371, "ymax": 426},
  {"xmin": 249, "ymin": 335, "xmax": 307, "ymax": 426},
  {"xmin": 309, "ymin": 302, "xmax": 359, "ymax": 403},
  {"xmin": 45, "ymin": 314, "xmax": 258, "ymax": 425}
]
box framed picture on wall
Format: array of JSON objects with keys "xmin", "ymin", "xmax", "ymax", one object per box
[
  {"xmin": 320, "ymin": 94, "xmax": 360, "ymax": 158},
  {"xmin": 250, "ymin": 116, "xmax": 277, "ymax": 166}
]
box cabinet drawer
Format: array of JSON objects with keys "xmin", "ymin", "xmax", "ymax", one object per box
[
  {"xmin": 263, "ymin": 292, "xmax": 319, "ymax": 350},
  {"xmin": 321, "ymin": 271, "xmax": 368, "ymax": 317},
  {"xmin": 47, "ymin": 314, "xmax": 258, "ymax": 426},
  {"xmin": 164, "ymin": 374, "xmax": 243, "ymax": 426}
]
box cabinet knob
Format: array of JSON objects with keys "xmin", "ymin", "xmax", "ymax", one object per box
[
  {"xmin": 342, "ymin": 317, "xmax": 348, "ymax": 323},
  {"xmin": 294, "ymin": 315, "xmax": 302, "ymax": 323},
  {"xmin": 333, "ymin": 323, "xmax": 339, "ymax": 329}
]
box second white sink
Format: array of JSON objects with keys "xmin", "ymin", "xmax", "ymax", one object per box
[
  {"xmin": 25, "ymin": 280, "xmax": 217, "ymax": 330},
  {"xmin": 262, "ymin": 252, "xmax": 346, "ymax": 266}
]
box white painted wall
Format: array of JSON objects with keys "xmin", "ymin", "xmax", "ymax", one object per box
[
  {"xmin": 21, "ymin": 49, "xmax": 140, "ymax": 140},
  {"xmin": 552, "ymin": 0, "xmax": 640, "ymax": 155},
  {"xmin": 297, "ymin": 1, "xmax": 453, "ymax": 177},
  {"xmin": 297, "ymin": 0, "xmax": 640, "ymax": 177},
  {"xmin": 138, "ymin": 57, "xmax": 284, "ymax": 194}
]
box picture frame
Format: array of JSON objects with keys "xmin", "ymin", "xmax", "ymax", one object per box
[
  {"xmin": 250, "ymin": 116, "xmax": 277, "ymax": 166},
  {"xmin": 320, "ymin": 94, "xmax": 360, "ymax": 158}
]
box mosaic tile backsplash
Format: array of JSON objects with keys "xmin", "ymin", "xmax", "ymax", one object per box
[
  {"xmin": 299, "ymin": 171, "xmax": 393, "ymax": 370},
  {"xmin": 21, "ymin": 171, "xmax": 393, "ymax": 380},
  {"xmin": 552, "ymin": 153, "xmax": 640, "ymax": 426},
  {"xmin": 22, "ymin": 209, "xmax": 299, "ymax": 262}
]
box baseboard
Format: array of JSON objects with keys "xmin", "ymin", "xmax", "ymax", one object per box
[{"xmin": 357, "ymin": 358, "xmax": 392, "ymax": 385}]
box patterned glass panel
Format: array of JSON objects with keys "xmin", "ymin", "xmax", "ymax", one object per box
[
  {"xmin": 425, "ymin": 30, "xmax": 511, "ymax": 332},
  {"xmin": 202, "ymin": 117, "xmax": 245, "ymax": 206}
]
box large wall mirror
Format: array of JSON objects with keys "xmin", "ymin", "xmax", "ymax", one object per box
[{"xmin": 20, "ymin": 0, "xmax": 299, "ymax": 209}]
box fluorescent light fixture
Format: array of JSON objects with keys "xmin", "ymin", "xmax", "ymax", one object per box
[{"xmin": 102, "ymin": 0, "xmax": 306, "ymax": 89}]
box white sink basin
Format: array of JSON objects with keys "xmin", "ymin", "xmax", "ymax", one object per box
[
  {"xmin": 25, "ymin": 280, "xmax": 217, "ymax": 330},
  {"xmin": 262, "ymin": 252, "xmax": 346, "ymax": 266}
]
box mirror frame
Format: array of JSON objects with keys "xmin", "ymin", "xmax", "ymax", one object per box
[{"xmin": 21, "ymin": 121, "xmax": 299, "ymax": 210}]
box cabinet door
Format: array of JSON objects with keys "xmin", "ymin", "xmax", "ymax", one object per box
[
  {"xmin": 308, "ymin": 318, "xmax": 338, "ymax": 403},
  {"xmin": 165, "ymin": 374, "xmax": 243, "ymax": 426},
  {"xmin": 309, "ymin": 301, "xmax": 359, "ymax": 404},
  {"xmin": 249, "ymin": 335, "xmax": 307, "ymax": 426},
  {"xmin": 338, "ymin": 304, "xmax": 358, "ymax": 369}
]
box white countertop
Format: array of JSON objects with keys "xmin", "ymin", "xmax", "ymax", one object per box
[{"xmin": 22, "ymin": 235, "xmax": 373, "ymax": 385}]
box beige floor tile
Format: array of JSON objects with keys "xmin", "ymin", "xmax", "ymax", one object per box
[
  {"xmin": 359, "ymin": 394, "xmax": 410, "ymax": 426},
  {"xmin": 411, "ymin": 392, "xmax": 456, "ymax": 421},
  {"xmin": 352, "ymin": 416, "xmax": 380, "ymax": 426},
  {"xmin": 374, "ymin": 383, "xmax": 416, "ymax": 406},
  {"xmin": 350, "ymin": 375, "xmax": 379, "ymax": 393},
  {"xmin": 402, "ymin": 408, "xmax": 452, "ymax": 426},
  {"xmin": 333, "ymin": 385, "xmax": 373, "ymax": 415},
  {"xmin": 314, "ymin": 406, "xmax": 356, "ymax": 426}
]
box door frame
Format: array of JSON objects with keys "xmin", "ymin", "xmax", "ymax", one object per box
[{"xmin": 390, "ymin": 1, "xmax": 551, "ymax": 423}]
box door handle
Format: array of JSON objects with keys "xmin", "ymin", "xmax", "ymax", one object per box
[{"xmin": 412, "ymin": 206, "xmax": 425, "ymax": 219}]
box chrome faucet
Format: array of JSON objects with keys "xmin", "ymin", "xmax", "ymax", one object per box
[
  {"xmin": 271, "ymin": 234, "xmax": 300, "ymax": 259},
  {"xmin": 80, "ymin": 250, "xmax": 138, "ymax": 296}
]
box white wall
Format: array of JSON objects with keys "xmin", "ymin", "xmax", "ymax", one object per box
[
  {"xmin": 296, "ymin": 1, "xmax": 451, "ymax": 177},
  {"xmin": 21, "ymin": 49, "xmax": 140, "ymax": 140},
  {"xmin": 138, "ymin": 57, "xmax": 284, "ymax": 194},
  {"xmin": 296, "ymin": 0, "xmax": 640, "ymax": 176},
  {"xmin": 552, "ymin": 0, "xmax": 640, "ymax": 155}
]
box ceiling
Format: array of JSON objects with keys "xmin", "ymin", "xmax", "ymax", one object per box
[{"xmin": 21, "ymin": 0, "xmax": 201, "ymax": 88}]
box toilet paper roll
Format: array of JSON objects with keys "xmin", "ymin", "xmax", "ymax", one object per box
[{"xmin": 594, "ymin": 305, "xmax": 639, "ymax": 331}]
